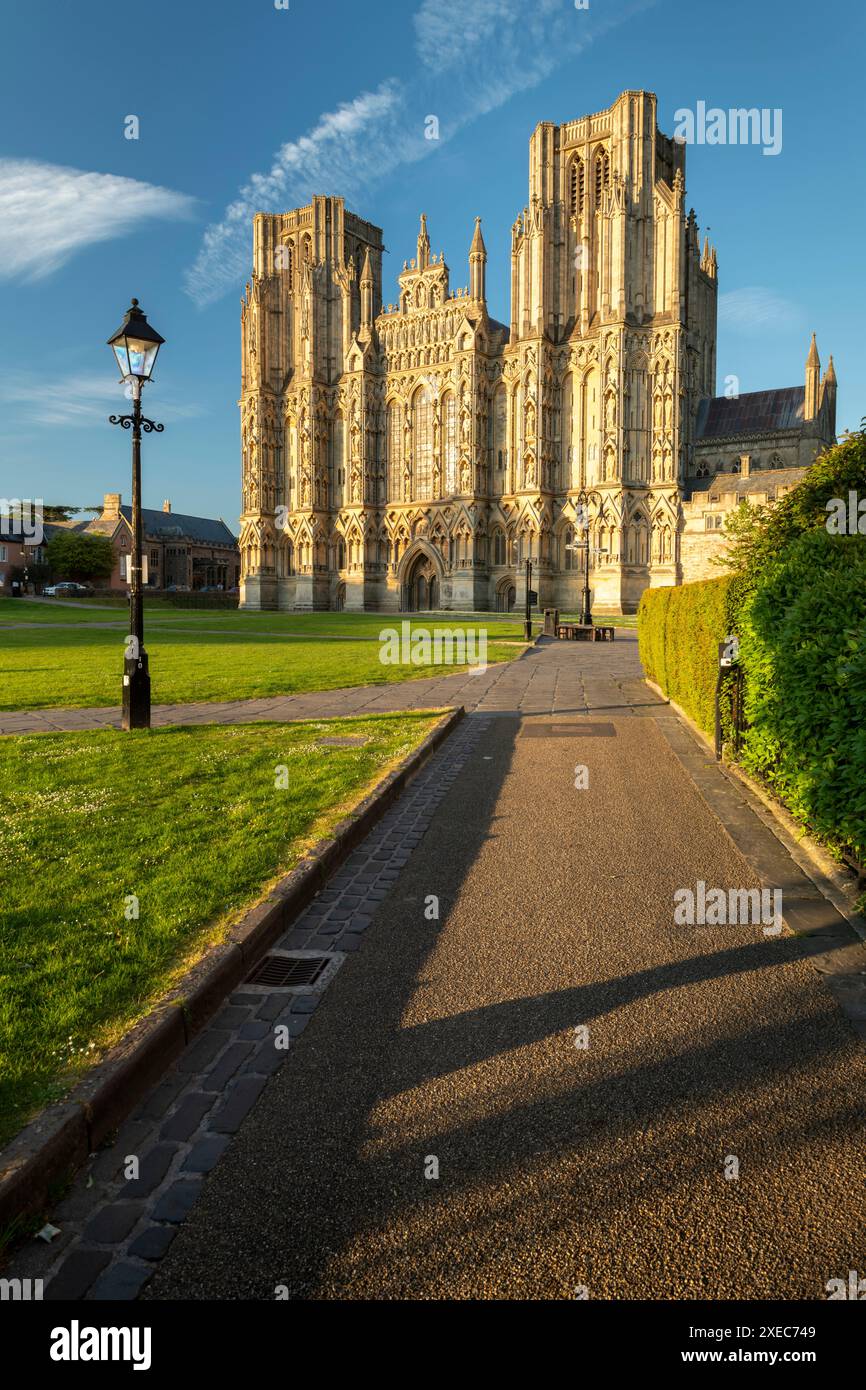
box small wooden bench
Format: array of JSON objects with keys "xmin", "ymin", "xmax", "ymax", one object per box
[{"xmin": 557, "ymin": 623, "xmax": 615, "ymax": 642}]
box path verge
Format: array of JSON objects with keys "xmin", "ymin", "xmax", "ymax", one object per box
[{"xmin": 0, "ymin": 705, "xmax": 463, "ymax": 1241}]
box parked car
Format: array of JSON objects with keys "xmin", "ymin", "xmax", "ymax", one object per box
[
  {"xmin": 43, "ymin": 581, "xmax": 93, "ymax": 597},
  {"xmin": 165, "ymin": 584, "xmax": 191, "ymax": 592}
]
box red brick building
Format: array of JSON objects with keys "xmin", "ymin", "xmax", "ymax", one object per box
[{"xmin": 61, "ymin": 494, "xmax": 240, "ymax": 591}]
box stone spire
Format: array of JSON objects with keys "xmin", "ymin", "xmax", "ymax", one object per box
[
  {"xmin": 359, "ymin": 245, "xmax": 374, "ymax": 332},
  {"xmin": 805, "ymin": 333, "xmax": 821, "ymax": 420},
  {"xmin": 417, "ymin": 213, "xmax": 430, "ymax": 271},
  {"xmin": 469, "ymin": 217, "xmax": 487, "ymax": 303},
  {"xmin": 821, "ymin": 353, "xmax": 837, "ymax": 423}
]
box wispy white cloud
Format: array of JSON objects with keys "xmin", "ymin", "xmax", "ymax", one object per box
[
  {"xmin": 414, "ymin": 0, "xmax": 561, "ymax": 72},
  {"xmin": 186, "ymin": 0, "xmax": 655, "ymax": 308},
  {"xmin": 0, "ymin": 160, "xmax": 197, "ymax": 282},
  {"xmin": 718, "ymin": 287, "xmax": 804, "ymax": 335},
  {"xmin": 185, "ymin": 81, "xmax": 410, "ymax": 307},
  {"xmin": 0, "ymin": 370, "xmax": 202, "ymax": 427}
]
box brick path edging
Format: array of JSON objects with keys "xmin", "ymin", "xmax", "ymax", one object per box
[
  {"xmin": 645, "ymin": 675, "xmax": 866, "ymax": 945},
  {"xmin": 0, "ymin": 705, "xmax": 464, "ymax": 1236}
]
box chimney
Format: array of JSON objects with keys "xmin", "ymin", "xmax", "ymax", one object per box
[
  {"xmin": 739, "ymin": 453, "xmax": 752, "ymax": 478},
  {"xmin": 162, "ymin": 500, "xmax": 171, "ymax": 513},
  {"xmin": 102, "ymin": 492, "xmax": 121, "ymax": 520}
]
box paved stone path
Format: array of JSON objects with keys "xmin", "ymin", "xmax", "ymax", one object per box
[
  {"xmin": 6, "ymin": 635, "xmax": 866, "ymax": 1299},
  {"xmin": 0, "ymin": 631, "xmax": 648, "ymax": 733}
]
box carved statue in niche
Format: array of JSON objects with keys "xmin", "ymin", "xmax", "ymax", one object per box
[{"xmin": 460, "ymin": 459, "xmax": 471, "ymax": 492}]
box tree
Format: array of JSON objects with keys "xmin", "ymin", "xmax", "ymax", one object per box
[
  {"xmin": 720, "ymin": 426, "xmax": 866, "ymax": 594},
  {"xmin": 45, "ymin": 531, "xmax": 115, "ymax": 583},
  {"xmin": 42, "ymin": 504, "xmax": 83, "ymax": 522}
]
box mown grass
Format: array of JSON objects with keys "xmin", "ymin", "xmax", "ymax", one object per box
[
  {"xmin": 0, "ymin": 614, "xmax": 521, "ymax": 711},
  {"xmin": 0, "ymin": 713, "xmax": 439, "ymax": 1145}
]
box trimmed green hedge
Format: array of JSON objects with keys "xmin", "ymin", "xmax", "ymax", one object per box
[
  {"xmin": 638, "ymin": 575, "xmax": 738, "ymax": 735},
  {"xmin": 639, "ymin": 430, "xmax": 866, "ymax": 870},
  {"xmin": 737, "ymin": 528, "xmax": 866, "ymax": 863}
]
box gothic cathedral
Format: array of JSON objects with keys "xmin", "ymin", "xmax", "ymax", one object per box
[{"xmin": 239, "ymin": 90, "xmax": 835, "ymax": 613}]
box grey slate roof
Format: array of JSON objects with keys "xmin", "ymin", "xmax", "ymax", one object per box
[
  {"xmin": 695, "ymin": 387, "xmax": 805, "ymax": 440},
  {"xmin": 119, "ymin": 506, "xmax": 237, "ymax": 546},
  {"xmin": 687, "ymin": 466, "xmax": 807, "ymax": 501}
]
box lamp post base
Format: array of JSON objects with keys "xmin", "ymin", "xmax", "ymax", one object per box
[{"xmin": 122, "ymin": 655, "xmax": 151, "ymax": 730}]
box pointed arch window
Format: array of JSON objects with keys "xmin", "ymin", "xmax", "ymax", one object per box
[
  {"xmin": 387, "ymin": 402, "xmax": 402, "ymax": 500},
  {"xmin": 413, "ymin": 385, "xmax": 434, "ymax": 501},
  {"xmin": 594, "ymin": 149, "xmax": 610, "ymax": 209},
  {"xmin": 569, "ymin": 157, "xmax": 585, "ymax": 216},
  {"xmin": 563, "ymin": 525, "xmax": 576, "ymax": 570},
  {"xmin": 443, "ymin": 393, "xmax": 458, "ymax": 494}
]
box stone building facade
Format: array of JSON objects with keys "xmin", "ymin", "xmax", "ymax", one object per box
[{"xmin": 239, "ymin": 90, "xmax": 836, "ymax": 613}]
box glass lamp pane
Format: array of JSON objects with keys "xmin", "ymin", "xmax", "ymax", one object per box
[
  {"xmin": 113, "ymin": 344, "xmax": 130, "ymax": 377},
  {"xmin": 124, "ymin": 336, "xmax": 159, "ymax": 379}
]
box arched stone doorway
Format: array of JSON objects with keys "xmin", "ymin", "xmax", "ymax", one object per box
[
  {"xmin": 496, "ymin": 576, "xmax": 516, "ymax": 612},
  {"xmin": 402, "ymin": 548, "xmax": 441, "ymax": 612}
]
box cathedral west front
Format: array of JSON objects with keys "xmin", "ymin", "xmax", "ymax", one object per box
[{"xmin": 239, "ymin": 90, "xmax": 836, "ymax": 613}]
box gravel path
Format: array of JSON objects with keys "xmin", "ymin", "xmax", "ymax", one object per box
[{"xmin": 137, "ymin": 651, "xmax": 866, "ymax": 1300}]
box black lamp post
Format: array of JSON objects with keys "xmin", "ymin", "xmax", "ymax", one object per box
[
  {"xmin": 568, "ymin": 488, "xmax": 605, "ymax": 626},
  {"xmin": 107, "ymin": 299, "xmax": 165, "ymax": 730}
]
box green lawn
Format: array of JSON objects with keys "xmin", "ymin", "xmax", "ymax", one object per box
[
  {"xmin": 0, "ymin": 608, "xmax": 522, "ymax": 710},
  {"xmin": 0, "ymin": 713, "xmax": 440, "ymax": 1145}
]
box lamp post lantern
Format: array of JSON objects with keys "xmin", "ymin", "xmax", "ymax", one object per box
[{"xmin": 107, "ymin": 298, "xmax": 165, "ymax": 730}]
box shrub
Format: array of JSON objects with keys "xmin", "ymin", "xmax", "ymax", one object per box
[
  {"xmin": 638, "ymin": 574, "xmax": 737, "ymax": 735},
  {"xmin": 639, "ymin": 427, "xmax": 866, "ymax": 873},
  {"xmin": 737, "ymin": 528, "xmax": 866, "ymax": 863}
]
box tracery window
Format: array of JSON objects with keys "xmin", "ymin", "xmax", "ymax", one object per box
[
  {"xmin": 569, "ymin": 157, "xmax": 585, "ymax": 216},
  {"xmin": 594, "ymin": 149, "xmax": 610, "ymax": 209},
  {"xmin": 413, "ymin": 385, "xmax": 433, "ymax": 500},
  {"xmin": 387, "ymin": 402, "xmax": 402, "ymax": 500},
  {"xmin": 563, "ymin": 526, "xmax": 576, "ymax": 570},
  {"xmin": 443, "ymin": 393, "xmax": 458, "ymax": 494}
]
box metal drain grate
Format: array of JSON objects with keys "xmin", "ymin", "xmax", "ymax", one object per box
[
  {"xmin": 244, "ymin": 953, "xmax": 331, "ymax": 989},
  {"xmin": 520, "ymin": 721, "xmax": 617, "ymax": 738}
]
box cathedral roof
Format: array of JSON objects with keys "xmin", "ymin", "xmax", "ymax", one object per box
[{"xmin": 695, "ymin": 387, "xmax": 805, "ymax": 440}]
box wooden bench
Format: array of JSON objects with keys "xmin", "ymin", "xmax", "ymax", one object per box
[{"xmin": 556, "ymin": 623, "xmax": 615, "ymax": 642}]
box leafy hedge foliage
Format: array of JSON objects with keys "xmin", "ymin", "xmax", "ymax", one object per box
[
  {"xmin": 737, "ymin": 528, "xmax": 866, "ymax": 862},
  {"xmin": 638, "ymin": 574, "xmax": 738, "ymax": 734},
  {"xmin": 639, "ymin": 429, "xmax": 866, "ymax": 868}
]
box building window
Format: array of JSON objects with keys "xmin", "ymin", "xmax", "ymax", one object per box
[
  {"xmin": 443, "ymin": 394, "xmax": 457, "ymax": 494},
  {"xmin": 569, "ymin": 157, "xmax": 584, "ymax": 216},
  {"xmin": 387, "ymin": 402, "xmax": 402, "ymax": 500},
  {"xmin": 594, "ymin": 149, "xmax": 610, "ymax": 208},
  {"xmin": 493, "ymin": 530, "xmax": 506, "ymax": 566},
  {"xmin": 0, "ymin": 545, "xmax": 6, "ymax": 562},
  {"xmin": 413, "ymin": 385, "xmax": 433, "ymax": 501}
]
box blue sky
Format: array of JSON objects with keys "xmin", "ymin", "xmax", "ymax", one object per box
[{"xmin": 1, "ymin": 0, "xmax": 862, "ymax": 532}]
